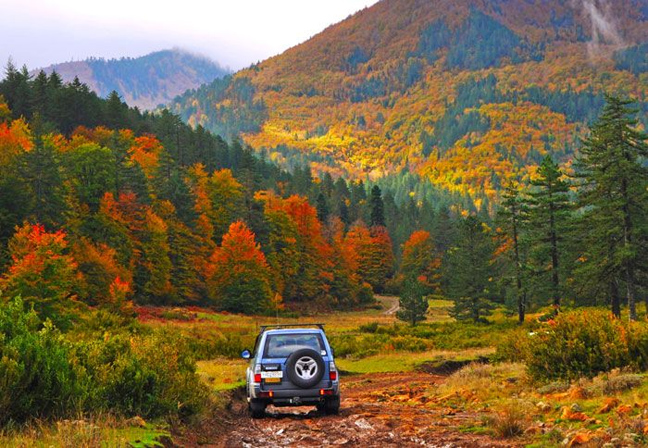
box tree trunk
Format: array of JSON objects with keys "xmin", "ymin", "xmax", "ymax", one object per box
[
  {"xmin": 549, "ymin": 202, "xmax": 560, "ymax": 307},
  {"xmin": 621, "ymin": 177, "xmax": 637, "ymax": 321},
  {"xmin": 610, "ymin": 278, "xmax": 621, "ymax": 318},
  {"xmin": 512, "ymin": 212, "xmax": 525, "ymax": 324}
]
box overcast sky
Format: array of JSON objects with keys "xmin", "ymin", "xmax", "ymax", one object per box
[{"xmin": 0, "ymin": 0, "xmax": 380, "ymax": 71}]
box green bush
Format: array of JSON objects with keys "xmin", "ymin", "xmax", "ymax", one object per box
[
  {"xmin": 498, "ymin": 309, "xmax": 648, "ymax": 381},
  {"xmin": 77, "ymin": 332, "xmax": 206, "ymax": 419},
  {"xmin": 0, "ymin": 298, "xmax": 86, "ymax": 425},
  {"xmin": 0, "ymin": 298, "xmax": 207, "ymax": 427}
]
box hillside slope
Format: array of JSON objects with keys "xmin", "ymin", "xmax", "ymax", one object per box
[
  {"xmin": 171, "ymin": 0, "xmax": 648, "ymax": 199},
  {"xmin": 38, "ymin": 49, "xmax": 230, "ymax": 110}
]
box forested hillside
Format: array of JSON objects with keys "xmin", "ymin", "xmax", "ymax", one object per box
[
  {"xmin": 37, "ymin": 49, "xmax": 229, "ymax": 110},
  {"xmin": 2, "ymin": 64, "xmax": 647, "ymax": 323},
  {"xmin": 170, "ymin": 0, "xmax": 648, "ymax": 200}
]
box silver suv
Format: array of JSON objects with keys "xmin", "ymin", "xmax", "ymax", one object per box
[{"xmin": 241, "ymin": 324, "xmax": 340, "ymax": 418}]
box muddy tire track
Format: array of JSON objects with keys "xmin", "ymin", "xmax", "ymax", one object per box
[{"xmin": 186, "ymin": 372, "xmax": 518, "ymax": 447}]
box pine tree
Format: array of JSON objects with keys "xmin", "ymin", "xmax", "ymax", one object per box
[
  {"xmin": 370, "ymin": 185, "xmax": 385, "ymax": 227},
  {"xmin": 316, "ymin": 192, "xmax": 329, "ymax": 223},
  {"xmin": 446, "ymin": 216, "xmax": 495, "ymax": 323},
  {"xmin": 525, "ymin": 155, "xmax": 570, "ymax": 307},
  {"xmin": 396, "ymin": 277, "xmax": 429, "ymax": 326},
  {"xmin": 496, "ymin": 181, "xmax": 529, "ymax": 323},
  {"xmin": 574, "ymin": 95, "xmax": 648, "ymax": 320}
]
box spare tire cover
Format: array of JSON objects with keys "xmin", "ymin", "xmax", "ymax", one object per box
[{"xmin": 285, "ymin": 348, "xmax": 325, "ymax": 388}]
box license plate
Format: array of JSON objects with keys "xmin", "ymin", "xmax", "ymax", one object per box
[
  {"xmin": 264, "ymin": 377, "xmax": 282, "ymax": 384},
  {"xmin": 261, "ymin": 371, "xmax": 283, "ymax": 379}
]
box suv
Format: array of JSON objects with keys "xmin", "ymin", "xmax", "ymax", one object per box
[{"xmin": 241, "ymin": 324, "xmax": 340, "ymax": 418}]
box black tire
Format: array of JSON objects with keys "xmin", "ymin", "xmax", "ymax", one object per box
[
  {"xmin": 249, "ymin": 399, "xmax": 266, "ymax": 419},
  {"xmin": 325, "ymin": 396, "xmax": 340, "ymax": 415},
  {"xmin": 285, "ymin": 348, "xmax": 325, "ymax": 389}
]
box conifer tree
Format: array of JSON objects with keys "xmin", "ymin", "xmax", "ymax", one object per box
[
  {"xmin": 397, "ymin": 277, "xmax": 429, "ymax": 326},
  {"xmin": 446, "ymin": 216, "xmax": 495, "ymax": 323},
  {"xmin": 496, "ymin": 181, "xmax": 529, "ymax": 323},
  {"xmin": 370, "ymin": 185, "xmax": 385, "ymax": 227},
  {"xmin": 525, "ymin": 155, "xmax": 570, "ymax": 307},
  {"xmin": 574, "ymin": 96, "xmax": 648, "ymax": 320}
]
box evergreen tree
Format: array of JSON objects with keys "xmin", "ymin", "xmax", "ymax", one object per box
[
  {"xmin": 446, "ymin": 216, "xmax": 495, "ymax": 323},
  {"xmin": 370, "ymin": 185, "xmax": 385, "ymax": 227},
  {"xmin": 316, "ymin": 192, "xmax": 329, "ymax": 223},
  {"xmin": 496, "ymin": 181, "xmax": 529, "ymax": 323},
  {"xmin": 396, "ymin": 277, "xmax": 429, "ymax": 326},
  {"xmin": 574, "ymin": 96, "xmax": 648, "ymax": 320},
  {"xmin": 525, "ymin": 155, "xmax": 570, "ymax": 307}
]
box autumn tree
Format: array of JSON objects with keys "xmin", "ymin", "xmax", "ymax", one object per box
[
  {"xmin": 71, "ymin": 237, "xmax": 131, "ymax": 306},
  {"xmin": 400, "ymin": 230, "xmax": 441, "ymax": 293},
  {"xmin": 0, "ymin": 223, "xmax": 80, "ymax": 326},
  {"xmin": 206, "ymin": 221, "xmax": 272, "ymax": 314},
  {"xmin": 367, "ymin": 225, "xmax": 394, "ymax": 293}
]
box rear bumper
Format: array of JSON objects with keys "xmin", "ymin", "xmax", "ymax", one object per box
[{"xmin": 251, "ymin": 383, "xmax": 340, "ymax": 405}]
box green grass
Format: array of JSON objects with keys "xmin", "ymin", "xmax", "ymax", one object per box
[
  {"xmin": 197, "ymin": 358, "xmax": 247, "ymax": 391},
  {"xmin": 119, "ymin": 426, "xmax": 170, "ymax": 448},
  {"xmin": 0, "ymin": 420, "xmax": 169, "ymax": 448},
  {"xmin": 337, "ymin": 348, "xmax": 493, "ymax": 374}
]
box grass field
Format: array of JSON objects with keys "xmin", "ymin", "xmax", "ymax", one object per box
[{"xmin": 12, "ymin": 296, "xmax": 642, "ymax": 446}]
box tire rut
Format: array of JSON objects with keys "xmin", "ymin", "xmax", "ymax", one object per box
[{"xmin": 189, "ymin": 372, "xmax": 519, "ymax": 447}]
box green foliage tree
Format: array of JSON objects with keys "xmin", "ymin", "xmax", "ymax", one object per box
[
  {"xmin": 446, "ymin": 216, "xmax": 495, "ymax": 323},
  {"xmin": 525, "ymin": 155, "xmax": 570, "ymax": 307},
  {"xmin": 396, "ymin": 277, "xmax": 429, "ymax": 326},
  {"xmin": 573, "ymin": 96, "xmax": 648, "ymax": 320},
  {"xmin": 370, "ymin": 185, "xmax": 385, "ymax": 227},
  {"xmin": 496, "ymin": 181, "xmax": 529, "ymax": 323}
]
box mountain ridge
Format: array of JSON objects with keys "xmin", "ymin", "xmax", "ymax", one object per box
[
  {"xmin": 170, "ymin": 0, "xmax": 648, "ymax": 200},
  {"xmin": 36, "ymin": 49, "xmax": 230, "ymax": 110}
]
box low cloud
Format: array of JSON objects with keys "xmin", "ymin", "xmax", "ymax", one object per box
[{"xmin": 573, "ymin": 0, "xmax": 625, "ymax": 58}]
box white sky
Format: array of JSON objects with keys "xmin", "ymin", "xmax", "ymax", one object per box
[{"xmin": 0, "ymin": 0, "xmax": 380, "ymax": 71}]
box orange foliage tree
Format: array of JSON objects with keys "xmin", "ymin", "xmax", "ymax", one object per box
[
  {"xmin": 400, "ymin": 230, "xmax": 441, "ymax": 293},
  {"xmin": 345, "ymin": 222, "xmax": 394, "ymax": 294},
  {"xmin": 0, "ymin": 223, "xmax": 81, "ymax": 325},
  {"xmin": 259, "ymin": 193, "xmax": 333, "ymax": 304},
  {"xmin": 206, "ymin": 221, "xmax": 272, "ymax": 314}
]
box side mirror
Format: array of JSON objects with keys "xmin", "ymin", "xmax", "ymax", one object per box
[{"xmin": 241, "ymin": 349, "xmax": 251, "ymax": 359}]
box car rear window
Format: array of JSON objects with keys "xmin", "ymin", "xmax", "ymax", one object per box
[{"xmin": 264, "ymin": 333, "xmax": 325, "ymax": 358}]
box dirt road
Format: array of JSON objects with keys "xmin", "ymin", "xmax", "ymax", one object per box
[{"xmin": 183, "ymin": 372, "xmax": 516, "ymax": 447}]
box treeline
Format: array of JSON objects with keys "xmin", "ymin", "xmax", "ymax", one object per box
[
  {"xmin": 0, "ymin": 65, "xmax": 484, "ymax": 322},
  {"xmin": 397, "ymin": 96, "xmax": 647, "ymax": 325}
]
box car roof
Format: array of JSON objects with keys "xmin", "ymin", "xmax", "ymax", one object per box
[{"xmin": 262, "ymin": 328, "xmax": 324, "ymax": 335}]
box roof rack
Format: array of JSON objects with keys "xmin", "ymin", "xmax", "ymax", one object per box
[{"xmin": 259, "ymin": 323, "xmax": 325, "ymax": 332}]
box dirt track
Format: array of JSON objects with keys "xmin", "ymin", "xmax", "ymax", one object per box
[{"xmin": 183, "ymin": 372, "xmax": 517, "ymax": 447}]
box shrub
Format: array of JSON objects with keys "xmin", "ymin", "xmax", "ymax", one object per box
[
  {"xmin": 499, "ymin": 309, "xmax": 648, "ymax": 381},
  {"xmin": 0, "ymin": 298, "xmax": 86, "ymax": 425},
  {"xmin": 489, "ymin": 403, "xmax": 527, "ymax": 438},
  {"xmin": 75, "ymin": 332, "xmax": 207, "ymax": 419},
  {"xmin": 0, "ymin": 297, "xmax": 207, "ymax": 427}
]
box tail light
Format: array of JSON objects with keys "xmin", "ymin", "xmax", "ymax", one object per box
[
  {"xmin": 329, "ymin": 361, "xmax": 337, "ymax": 381},
  {"xmin": 254, "ymin": 364, "xmax": 262, "ymax": 383}
]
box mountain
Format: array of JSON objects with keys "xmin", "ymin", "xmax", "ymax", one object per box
[
  {"xmin": 37, "ymin": 49, "xmax": 230, "ymax": 110},
  {"xmin": 170, "ymin": 0, "xmax": 648, "ymax": 200}
]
